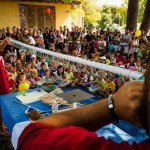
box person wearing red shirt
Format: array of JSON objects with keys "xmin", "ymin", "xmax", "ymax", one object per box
[
  {"xmin": 17, "ymin": 74, "xmax": 150, "ymax": 150},
  {"xmin": 0, "ymin": 37, "xmax": 10, "ymax": 136},
  {"xmin": 122, "ymin": 53, "xmax": 129, "ymax": 67},
  {"xmin": 8, "ymin": 73, "xmax": 17, "ymax": 93}
]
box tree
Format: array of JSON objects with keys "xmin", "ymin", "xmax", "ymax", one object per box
[
  {"xmin": 137, "ymin": 0, "xmax": 147, "ymax": 23},
  {"xmin": 113, "ymin": 13, "xmax": 122, "ymax": 26},
  {"xmin": 140, "ymin": 0, "xmax": 150, "ymax": 34},
  {"xmin": 71, "ymin": 0, "xmax": 101, "ymax": 27},
  {"xmin": 126, "ymin": 0, "xmax": 139, "ymax": 31},
  {"xmin": 97, "ymin": 5, "xmax": 112, "ymax": 29}
]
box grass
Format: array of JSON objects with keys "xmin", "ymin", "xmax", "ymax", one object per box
[{"xmin": 0, "ymin": 136, "xmax": 14, "ymax": 150}]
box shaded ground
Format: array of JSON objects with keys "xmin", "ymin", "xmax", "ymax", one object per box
[{"xmin": 0, "ymin": 136, "xmax": 14, "ymax": 150}]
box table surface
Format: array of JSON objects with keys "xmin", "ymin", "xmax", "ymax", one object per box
[{"xmin": 0, "ymin": 87, "xmax": 149, "ymax": 145}]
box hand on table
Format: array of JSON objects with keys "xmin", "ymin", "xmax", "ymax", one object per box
[{"xmin": 113, "ymin": 81, "xmax": 144, "ymax": 128}]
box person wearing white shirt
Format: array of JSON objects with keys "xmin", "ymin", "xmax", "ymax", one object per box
[{"xmin": 82, "ymin": 71, "xmax": 94, "ymax": 87}]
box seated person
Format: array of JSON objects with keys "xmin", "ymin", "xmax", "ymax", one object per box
[
  {"xmin": 17, "ymin": 79, "xmax": 147, "ymax": 150},
  {"xmin": 98, "ymin": 75, "xmax": 115, "ymax": 97},
  {"xmin": 66, "ymin": 66, "xmax": 78, "ymax": 87},
  {"xmin": 81, "ymin": 71, "xmax": 94, "ymax": 87},
  {"xmin": 115, "ymin": 78, "xmax": 125, "ymax": 92},
  {"xmin": 18, "ymin": 72, "xmax": 31, "ymax": 91},
  {"xmin": 7, "ymin": 72, "xmax": 17, "ymax": 93},
  {"xmin": 43, "ymin": 69, "xmax": 53, "ymax": 80},
  {"xmin": 39, "ymin": 62, "xmax": 47, "ymax": 78},
  {"xmin": 28, "ymin": 69, "xmax": 39, "ymax": 88},
  {"xmin": 53, "ymin": 65, "xmax": 70, "ymax": 88},
  {"xmin": 90, "ymin": 72, "xmax": 105, "ymax": 93}
]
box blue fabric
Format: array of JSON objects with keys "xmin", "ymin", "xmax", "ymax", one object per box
[
  {"xmin": 0, "ymin": 87, "xmax": 149, "ymax": 144},
  {"xmin": 39, "ymin": 69, "xmax": 45, "ymax": 77}
]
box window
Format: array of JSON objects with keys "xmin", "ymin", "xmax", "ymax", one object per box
[{"xmin": 19, "ymin": 4, "xmax": 56, "ymax": 30}]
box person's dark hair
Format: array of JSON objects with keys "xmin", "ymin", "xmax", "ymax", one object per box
[
  {"xmin": 27, "ymin": 33, "xmax": 31, "ymax": 36},
  {"xmin": 41, "ymin": 62, "xmax": 46, "ymax": 66},
  {"xmin": 139, "ymin": 63, "xmax": 150, "ymax": 135},
  {"xmin": 122, "ymin": 53, "xmax": 128, "ymax": 59},
  {"xmin": 57, "ymin": 65, "xmax": 64, "ymax": 77},
  {"xmin": 20, "ymin": 72, "xmax": 26, "ymax": 76}
]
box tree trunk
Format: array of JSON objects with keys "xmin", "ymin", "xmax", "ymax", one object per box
[
  {"xmin": 126, "ymin": 0, "xmax": 139, "ymax": 31},
  {"xmin": 140, "ymin": 0, "xmax": 150, "ymax": 34}
]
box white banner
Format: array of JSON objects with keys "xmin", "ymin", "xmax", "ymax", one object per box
[{"xmin": 9, "ymin": 39, "xmax": 143, "ymax": 79}]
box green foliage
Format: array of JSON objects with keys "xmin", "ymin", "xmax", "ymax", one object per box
[
  {"xmin": 71, "ymin": 0, "xmax": 101, "ymax": 27},
  {"xmin": 62, "ymin": 0, "xmax": 72, "ymax": 3},
  {"xmin": 138, "ymin": 0, "xmax": 147, "ymax": 23},
  {"xmin": 113, "ymin": 13, "xmax": 122, "ymax": 25}
]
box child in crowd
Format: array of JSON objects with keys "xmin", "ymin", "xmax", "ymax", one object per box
[
  {"xmin": 81, "ymin": 71, "xmax": 94, "ymax": 88},
  {"xmin": 28, "ymin": 69, "xmax": 39, "ymax": 88},
  {"xmin": 75, "ymin": 41, "xmax": 81, "ymax": 56},
  {"xmin": 43, "ymin": 69, "xmax": 53, "ymax": 80},
  {"xmin": 98, "ymin": 75, "xmax": 115, "ymax": 97},
  {"xmin": 38, "ymin": 35, "xmax": 45, "ymax": 49},
  {"xmin": 8, "ymin": 73, "xmax": 17, "ymax": 93},
  {"xmin": 18, "ymin": 72, "xmax": 31, "ymax": 91},
  {"xmin": 115, "ymin": 78, "xmax": 125, "ymax": 92},
  {"xmin": 53, "ymin": 65, "xmax": 70, "ymax": 88},
  {"xmin": 135, "ymin": 61, "xmax": 143, "ymax": 72},
  {"xmin": 66, "ymin": 66, "xmax": 78, "ymax": 87},
  {"xmin": 108, "ymin": 40, "xmax": 115, "ymax": 54},
  {"xmin": 89, "ymin": 72, "xmax": 105, "ymax": 93},
  {"xmin": 39, "ymin": 62, "xmax": 47, "ymax": 77}
]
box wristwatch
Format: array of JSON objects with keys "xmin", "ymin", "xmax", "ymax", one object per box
[{"xmin": 108, "ymin": 95, "xmax": 120, "ymax": 123}]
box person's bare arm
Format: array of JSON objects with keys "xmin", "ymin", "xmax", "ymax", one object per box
[
  {"xmin": 38, "ymin": 81, "xmax": 143, "ymax": 131},
  {"xmin": 0, "ymin": 37, "xmax": 9, "ymax": 51}
]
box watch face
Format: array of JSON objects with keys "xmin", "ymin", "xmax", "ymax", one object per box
[{"xmin": 109, "ymin": 104, "xmax": 113, "ymax": 109}]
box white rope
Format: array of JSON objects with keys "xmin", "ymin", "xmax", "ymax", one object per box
[{"xmin": 9, "ymin": 39, "xmax": 143, "ymax": 79}]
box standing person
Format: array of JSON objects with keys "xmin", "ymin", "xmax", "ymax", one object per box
[
  {"xmin": 99, "ymin": 35, "xmax": 107, "ymax": 56},
  {"xmin": 120, "ymin": 28, "xmax": 132, "ymax": 54},
  {"xmin": 43, "ymin": 27, "xmax": 49, "ymax": 49},
  {"xmin": 28, "ymin": 28, "xmax": 34, "ymax": 38},
  {"xmin": 0, "ymin": 29, "xmax": 5, "ymax": 43},
  {"xmin": 5, "ymin": 27, "xmax": 11, "ymax": 37},
  {"xmin": 130, "ymin": 34, "xmax": 139, "ymax": 60},
  {"xmin": 85, "ymin": 29, "xmax": 95, "ymax": 54},
  {"xmin": 93, "ymin": 36, "xmax": 100, "ymax": 50},
  {"xmin": 0, "ymin": 37, "xmax": 10, "ymax": 136},
  {"xmin": 108, "ymin": 40, "xmax": 115, "ymax": 54},
  {"xmin": 34, "ymin": 30, "xmax": 41, "ymax": 46},
  {"xmin": 47, "ymin": 30, "xmax": 56, "ymax": 51},
  {"xmin": 10, "ymin": 27, "xmax": 20, "ymax": 41},
  {"xmin": 71, "ymin": 26, "xmax": 80, "ymax": 42},
  {"xmin": 55, "ymin": 30, "xmax": 64, "ymax": 50}
]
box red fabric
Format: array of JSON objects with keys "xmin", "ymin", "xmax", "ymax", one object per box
[
  {"xmin": 17, "ymin": 122, "xmax": 150, "ymax": 150},
  {"xmin": 0, "ymin": 58, "xmax": 10, "ymax": 95},
  {"xmin": 8, "ymin": 79, "xmax": 16, "ymax": 87},
  {"xmin": 123, "ymin": 59, "xmax": 129, "ymax": 65}
]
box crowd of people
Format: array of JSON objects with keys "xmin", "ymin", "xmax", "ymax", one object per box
[{"xmin": 0, "ymin": 25, "xmax": 150, "ymax": 97}]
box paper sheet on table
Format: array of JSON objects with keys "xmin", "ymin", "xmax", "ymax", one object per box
[{"xmin": 16, "ymin": 90, "xmax": 47, "ymax": 104}]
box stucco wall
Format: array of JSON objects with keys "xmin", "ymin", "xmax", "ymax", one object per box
[{"xmin": 0, "ymin": 1, "xmax": 72, "ymax": 30}]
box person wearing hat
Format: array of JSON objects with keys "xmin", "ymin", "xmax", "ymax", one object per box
[{"xmin": 98, "ymin": 74, "xmax": 115, "ymax": 97}]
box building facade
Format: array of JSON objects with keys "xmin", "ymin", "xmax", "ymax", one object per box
[{"xmin": 0, "ymin": 0, "xmax": 83, "ymax": 30}]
